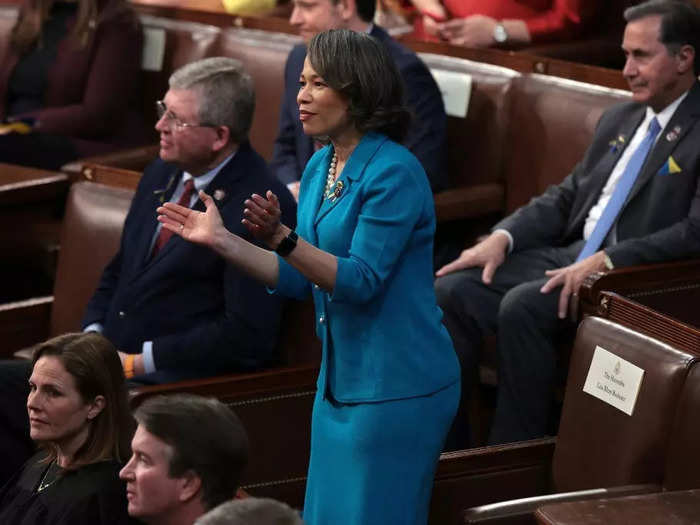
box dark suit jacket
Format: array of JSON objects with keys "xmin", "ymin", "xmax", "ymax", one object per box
[
  {"xmin": 497, "ymin": 81, "xmax": 700, "ymax": 268},
  {"xmin": 269, "ymin": 25, "xmax": 448, "ymax": 192},
  {"xmin": 82, "ymin": 143, "xmax": 297, "ymax": 383}
]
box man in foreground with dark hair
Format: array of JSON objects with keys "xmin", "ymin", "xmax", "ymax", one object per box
[
  {"xmin": 271, "ymin": 0, "xmax": 448, "ymax": 199},
  {"xmin": 121, "ymin": 394, "xmax": 249, "ymax": 525},
  {"xmin": 436, "ymin": 0, "xmax": 700, "ymax": 447}
]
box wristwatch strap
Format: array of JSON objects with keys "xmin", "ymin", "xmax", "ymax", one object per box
[{"xmin": 275, "ymin": 230, "xmax": 298, "ymax": 257}]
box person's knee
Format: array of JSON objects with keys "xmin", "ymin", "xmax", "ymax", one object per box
[
  {"xmin": 435, "ymin": 269, "xmax": 482, "ymax": 314},
  {"xmin": 434, "ymin": 273, "xmax": 459, "ymax": 312},
  {"xmin": 498, "ymin": 282, "xmax": 547, "ymax": 326}
]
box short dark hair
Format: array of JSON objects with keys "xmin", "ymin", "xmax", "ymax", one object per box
[
  {"xmin": 133, "ymin": 394, "xmax": 249, "ymax": 510},
  {"xmin": 307, "ymin": 29, "xmax": 411, "ymax": 143},
  {"xmin": 624, "ymin": 0, "xmax": 700, "ymax": 74},
  {"xmin": 31, "ymin": 332, "xmax": 134, "ymax": 468},
  {"xmin": 348, "ymin": 0, "xmax": 375, "ymax": 23},
  {"xmin": 194, "ymin": 498, "xmax": 304, "ymax": 525}
]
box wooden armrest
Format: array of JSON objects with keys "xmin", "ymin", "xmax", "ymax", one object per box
[
  {"xmin": 0, "ymin": 167, "xmax": 69, "ymax": 207},
  {"xmin": 430, "ymin": 438, "xmax": 557, "ymax": 525},
  {"xmin": 79, "ymin": 164, "xmax": 142, "ymax": 190},
  {"xmin": 433, "ymin": 183, "xmax": 505, "ymax": 223},
  {"xmin": 61, "ymin": 145, "xmax": 159, "ymax": 178},
  {"xmin": 129, "ymin": 363, "xmax": 319, "ymax": 408},
  {"xmin": 0, "ymin": 296, "xmax": 53, "ymax": 357},
  {"xmin": 464, "ymin": 483, "xmax": 661, "ymax": 524},
  {"xmin": 578, "ymin": 258, "xmax": 700, "ymax": 319}
]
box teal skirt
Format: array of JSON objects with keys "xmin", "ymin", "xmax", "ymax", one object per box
[{"xmin": 302, "ymin": 380, "xmax": 460, "ymax": 525}]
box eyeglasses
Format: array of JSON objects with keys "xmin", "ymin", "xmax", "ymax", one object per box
[{"xmin": 155, "ymin": 100, "xmax": 216, "ymax": 131}]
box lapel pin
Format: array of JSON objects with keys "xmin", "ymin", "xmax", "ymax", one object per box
[
  {"xmin": 213, "ymin": 189, "xmax": 226, "ymax": 201},
  {"xmin": 666, "ymin": 125, "xmax": 681, "ymax": 142},
  {"xmin": 330, "ymin": 181, "xmax": 344, "ymax": 202}
]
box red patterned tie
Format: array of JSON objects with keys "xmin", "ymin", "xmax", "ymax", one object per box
[{"xmin": 151, "ymin": 178, "xmax": 196, "ymax": 258}]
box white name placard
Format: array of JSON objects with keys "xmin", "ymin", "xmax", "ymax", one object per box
[
  {"xmin": 582, "ymin": 346, "xmax": 645, "ymax": 416},
  {"xmin": 142, "ymin": 27, "xmax": 166, "ymax": 72},
  {"xmin": 430, "ymin": 69, "xmax": 472, "ymax": 118}
]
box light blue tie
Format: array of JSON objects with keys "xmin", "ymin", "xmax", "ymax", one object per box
[{"xmin": 576, "ymin": 117, "xmax": 662, "ymax": 261}]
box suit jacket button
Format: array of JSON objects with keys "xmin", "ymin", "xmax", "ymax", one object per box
[
  {"xmin": 319, "ymin": 315, "xmax": 325, "ymax": 324},
  {"xmin": 314, "ymin": 284, "xmax": 319, "ymax": 289},
  {"xmin": 118, "ymin": 311, "xmax": 126, "ymax": 318}
]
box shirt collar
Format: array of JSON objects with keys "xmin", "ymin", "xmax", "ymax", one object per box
[
  {"xmin": 646, "ymin": 90, "xmax": 689, "ymax": 131},
  {"xmin": 182, "ymin": 151, "xmax": 236, "ymax": 192}
]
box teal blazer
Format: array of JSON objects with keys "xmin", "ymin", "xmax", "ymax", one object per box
[{"xmin": 275, "ymin": 133, "xmax": 459, "ymax": 403}]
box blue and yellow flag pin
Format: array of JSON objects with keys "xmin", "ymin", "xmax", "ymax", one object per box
[{"xmin": 659, "ymin": 156, "xmax": 682, "ymax": 175}]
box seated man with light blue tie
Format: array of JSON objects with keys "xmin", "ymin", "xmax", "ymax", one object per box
[{"xmin": 435, "ymin": 0, "xmax": 700, "ymax": 447}]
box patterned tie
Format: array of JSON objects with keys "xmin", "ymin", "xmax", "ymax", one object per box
[
  {"xmin": 576, "ymin": 117, "xmax": 662, "ymax": 261},
  {"xmin": 151, "ymin": 178, "xmax": 196, "ymax": 258}
]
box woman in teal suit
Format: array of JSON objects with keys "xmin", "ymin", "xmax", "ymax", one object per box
[{"xmin": 158, "ymin": 29, "xmax": 460, "ymax": 525}]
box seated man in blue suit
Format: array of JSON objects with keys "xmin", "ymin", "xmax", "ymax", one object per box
[
  {"xmin": 436, "ymin": 0, "xmax": 700, "ymax": 448},
  {"xmin": 82, "ymin": 57, "xmax": 297, "ymax": 383},
  {"xmin": 271, "ymin": 0, "xmax": 448, "ymax": 200}
]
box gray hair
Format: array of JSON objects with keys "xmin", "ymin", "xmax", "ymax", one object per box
[
  {"xmin": 194, "ymin": 498, "xmax": 304, "ymax": 525},
  {"xmin": 169, "ymin": 57, "xmax": 255, "ymax": 143}
]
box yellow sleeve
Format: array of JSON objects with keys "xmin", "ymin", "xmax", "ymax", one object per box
[{"xmin": 221, "ymin": 0, "xmax": 276, "ymax": 14}]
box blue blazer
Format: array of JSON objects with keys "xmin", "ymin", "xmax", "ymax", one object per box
[
  {"xmin": 82, "ymin": 143, "xmax": 297, "ymax": 383},
  {"xmin": 269, "ymin": 25, "xmax": 448, "ymax": 192},
  {"xmin": 275, "ymin": 133, "xmax": 459, "ymax": 402}
]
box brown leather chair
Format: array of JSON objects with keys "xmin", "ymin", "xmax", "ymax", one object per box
[
  {"xmin": 503, "ymin": 74, "xmax": 629, "ymax": 214},
  {"xmin": 459, "ymin": 314, "xmax": 699, "ymax": 524},
  {"xmin": 213, "ymin": 27, "xmax": 301, "ymax": 161},
  {"xmin": 0, "ymin": 181, "xmax": 134, "ymax": 355},
  {"xmin": 0, "ymin": 163, "xmax": 70, "ymax": 302},
  {"xmin": 655, "ymin": 358, "xmax": 700, "ymax": 492},
  {"xmin": 418, "ymin": 52, "xmax": 518, "ymax": 224},
  {"xmin": 532, "ymin": 361, "xmax": 700, "ymax": 525}
]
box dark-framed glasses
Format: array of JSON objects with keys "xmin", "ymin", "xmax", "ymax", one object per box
[{"xmin": 155, "ymin": 100, "xmax": 216, "ymax": 131}]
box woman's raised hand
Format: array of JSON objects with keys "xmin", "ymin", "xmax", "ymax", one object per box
[
  {"xmin": 242, "ymin": 190, "xmax": 284, "ymax": 248},
  {"xmin": 157, "ymin": 190, "xmax": 226, "ymax": 248}
]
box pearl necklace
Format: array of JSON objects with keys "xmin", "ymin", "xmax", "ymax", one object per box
[{"xmin": 323, "ymin": 153, "xmax": 338, "ymax": 200}]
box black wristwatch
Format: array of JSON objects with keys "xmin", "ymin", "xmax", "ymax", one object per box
[{"xmin": 275, "ymin": 230, "xmax": 298, "ymax": 257}]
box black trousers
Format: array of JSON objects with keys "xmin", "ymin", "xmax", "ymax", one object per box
[{"xmin": 435, "ymin": 241, "xmax": 583, "ymax": 446}]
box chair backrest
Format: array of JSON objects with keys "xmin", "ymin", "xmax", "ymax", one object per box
[
  {"xmin": 418, "ymin": 53, "xmax": 518, "ymax": 192},
  {"xmin": 553, "ymin": 316, "xmax": 698, "ymax": 492},
  {"xmin": 504, "ymin": 74, "xmax": 629, "ymax": 213},
  {"xmin": 663, "ymin": 362, "xmax": 700, "ymax": 490},
  {"xmin": 139, "ymin": 15, "xmax": 222, "ymax": 140},
  {"xmin": 214, "ymin": 27, "xmax": 301, "ymax": 160},
  {"xmin": 50, "ymin": 182, "xmax": 134, "ymax": 336}
]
